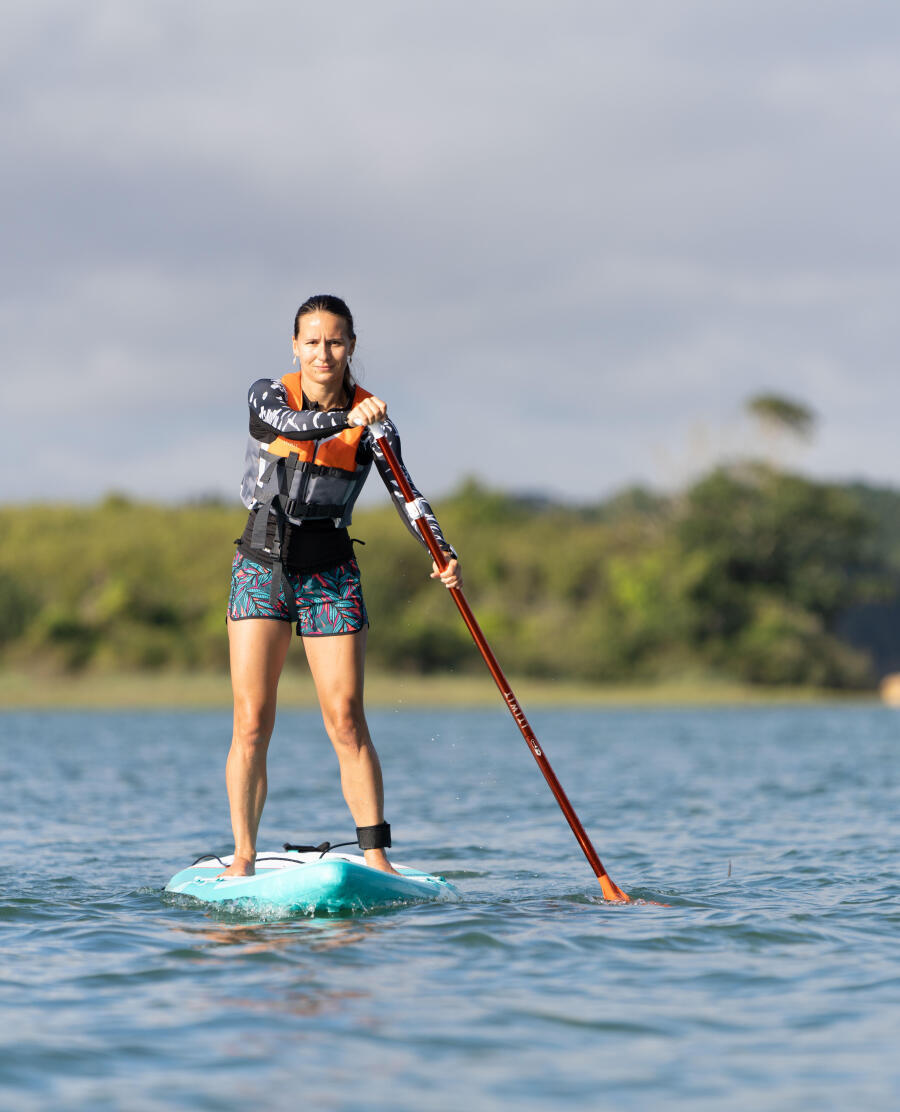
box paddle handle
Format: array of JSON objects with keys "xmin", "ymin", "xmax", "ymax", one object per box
[{"xmin": 369, "ymin": 424, "xmax": 629, "ymax": 902}]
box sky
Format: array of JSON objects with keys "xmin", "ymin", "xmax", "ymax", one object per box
[{"xmin": 3, "ymin": 1, "xmax": 900, "ymax": 505}]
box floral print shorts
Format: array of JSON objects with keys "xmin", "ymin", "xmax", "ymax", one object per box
[{"xmin": 227, "ymin": 553, "xmax": 368, "ymax": 636}]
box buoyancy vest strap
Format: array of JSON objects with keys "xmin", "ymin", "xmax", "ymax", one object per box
[
  {"xmin": 248, "ymin": 447, "xmax": 303, "ymax": 629},
  {"xmin": 250, "ymin": 451, "xmax": 290, "ymax": 552},
  {"xmin": 269, "ymin": 559, "xmax": 300, "ymax": 630},
  {"xmin": 254, "ymin": 442, "xmax": 360, "ymax": 526},
  {"xmin": 282, "ymin": 500, "xmax": 348, "ymax": 521},
  {"xmin": 250, "ymin": 501, "xmax": 274, "ymax": 551},
  {"xmin": 255, "ymin": 452, "xmax": 288, "ymax": 501}
]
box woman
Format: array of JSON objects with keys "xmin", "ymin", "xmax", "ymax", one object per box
[{"xmin": 222, "ymin": 294, "xmax": 461, "ymax": 877}]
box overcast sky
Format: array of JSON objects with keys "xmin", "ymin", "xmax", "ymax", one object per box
[{"xmin": 4, "ymin": 1, "xmax": 899, "ymax": 505}]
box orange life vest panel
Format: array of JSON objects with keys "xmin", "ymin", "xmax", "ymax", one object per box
[{"xmin": 264, "ymin": 374, "xmax": 372, "ymax": 471}]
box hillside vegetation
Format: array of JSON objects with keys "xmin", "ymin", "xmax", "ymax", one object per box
[{"xmin": 1, "ymin": 465, "xmax": 897, "ymax": 689}]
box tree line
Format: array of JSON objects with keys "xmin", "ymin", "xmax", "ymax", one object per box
[{"xmin": 2, "ymin": 461, "xmax": 898, "ymax": 689}]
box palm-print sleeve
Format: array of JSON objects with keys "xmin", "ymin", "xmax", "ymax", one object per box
[
  {"xmin": 248, "ymin": 378, "xmax": 350, "ymax": 442},
  {"xmin": 368, "ymin": 419, "xmax": 457, "ymax": 557}
]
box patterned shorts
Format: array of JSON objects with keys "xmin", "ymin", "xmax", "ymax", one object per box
[{"xmin": 227, "ymin": 553, "xmax": 368, "ymax": 636}]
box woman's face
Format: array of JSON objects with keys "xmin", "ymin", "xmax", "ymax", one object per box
[{"xmin": 292, "ymin": 311, "xmax": 356, "ymax": 392}]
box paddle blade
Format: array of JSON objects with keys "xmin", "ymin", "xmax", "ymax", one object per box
[{"xmin": 599, "ymin": 874, "xmax": 631, "ymax": 903}]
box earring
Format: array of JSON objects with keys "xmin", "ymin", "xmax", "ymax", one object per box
[{"xmin": 292, "ymin": 354, "xmax": 298, "ymax": 365}]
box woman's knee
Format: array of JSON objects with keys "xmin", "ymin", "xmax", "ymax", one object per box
[
  {"xmin": 321, "ymin": 699, "xmax": 368, "ymax": 753},
  {"xmin": 232, "ymin": 702, "xmax": 275, "ymax": 753}
]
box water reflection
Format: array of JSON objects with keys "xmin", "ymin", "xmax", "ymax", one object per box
[
  {"xmin": 164, "ymin": 916, "xmax": 376, "ymax": 1017},
  {"xmin": 172, "ymin": 914, "xmax": 376, "ymax": 955}
]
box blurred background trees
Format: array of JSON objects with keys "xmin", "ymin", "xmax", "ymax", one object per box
[{"xmin": 2, "ymin": 449, "xmax": 898, "ymax": 689}]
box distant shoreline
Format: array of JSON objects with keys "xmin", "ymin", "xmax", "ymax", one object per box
[{"xmin": 0, "ymin": 670, "xmax": 876, "ymax": 710}]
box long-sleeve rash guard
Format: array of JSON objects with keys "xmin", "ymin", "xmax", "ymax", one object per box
[{"xmin": 238, "ymin": 377, "xmax": 454, "ymax": 572}]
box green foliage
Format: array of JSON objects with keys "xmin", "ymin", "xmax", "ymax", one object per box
[
  {"xmin": 0, "ymin": 463, "xmax": 893, "ymax": 688},
  {"xmin": 672, "ymin": 464, "xmax": 886, "ymax": 685},
  {"xmin": 746, "ymin": 394, "xmax": 817, "ymax": 439},
  {"xmin": 0, "ymin": 500, "xmax": 240, "ymax": 674},
  {"xmin": 842, "ymin": 482, "xmax": 900, "ymax": 572}
]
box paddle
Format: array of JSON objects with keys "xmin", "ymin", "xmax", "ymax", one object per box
[{"xmin": 368, "ymin": 422, "xmax": 631, "ymax": 903}]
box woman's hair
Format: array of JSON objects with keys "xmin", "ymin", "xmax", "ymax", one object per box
[{"xmin": 293, "ymin": 294, "xmax": 355, "ymax": 340}]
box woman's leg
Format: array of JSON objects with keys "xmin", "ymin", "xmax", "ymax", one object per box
[
  {"xmin": 222, "ymin": 617, "xmax": 292, "ymax": 876},
  {"xmin": 302, "ymin": 627, "xmax": 397, "ymax": 874}
]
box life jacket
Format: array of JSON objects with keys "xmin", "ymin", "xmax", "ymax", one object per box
[
  {"xmin": 248, "ymin": 376, "xmax": 373, "ymax": 546},
  {"xmin": 262, "ymin": 373, "xmax": 371, "ymax": 473},
  {"xmin": 245, "ymin": 376, "xmax": 374, "ymax": 630}
]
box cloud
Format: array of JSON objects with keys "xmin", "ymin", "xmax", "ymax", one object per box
[{"xmin": 3, "ymin": 1, "xmax": 900, "ymax": 504}]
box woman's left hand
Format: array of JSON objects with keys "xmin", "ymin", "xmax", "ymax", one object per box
[
  {"xmin": 431, "ymin": 556, "xmax": 463, "ymax": 590},
  {"xmin": 348, "ymin": 394, "xmax": 388, "ymax": 427}
]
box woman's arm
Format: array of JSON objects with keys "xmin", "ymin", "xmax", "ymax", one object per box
[
  {"xmin": 248, "ymin": 378, "xmax": 350, "ymax": 442},
  {"xmin": 368, "ymin": 419, "xmax": 458, "ymax": 560}
]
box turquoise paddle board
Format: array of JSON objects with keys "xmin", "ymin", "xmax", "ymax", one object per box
[{"xmin": 165, "ymin": 849, "xmax": 459, "ymax": 916}]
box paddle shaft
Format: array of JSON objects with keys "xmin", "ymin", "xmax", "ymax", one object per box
[{"xmin": 370, "ymin": 425, "xmax": 629, "ymax": 902}]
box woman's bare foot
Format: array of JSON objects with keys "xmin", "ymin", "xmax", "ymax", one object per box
[
  {"xmin": 217, "ymin": 854, "xmax": 255, "ymax": 878},
  {"xmin": 363, "ymin": 848, "xmax": 400, "ymax": 876}
]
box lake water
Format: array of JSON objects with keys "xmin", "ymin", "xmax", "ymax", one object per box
[{"xmin": 1, "ymin": 704, "xmax": 898, "ymax": 1110}]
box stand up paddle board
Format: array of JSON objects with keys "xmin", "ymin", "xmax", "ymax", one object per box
[{"xmin": 165, "ymin": 848, "xmax": 459, "ymax": 916}]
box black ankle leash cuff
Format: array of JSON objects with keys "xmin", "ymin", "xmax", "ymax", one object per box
[{"xmin": 356, "ymin": 822, "xmax": 391, "ymax": 850}]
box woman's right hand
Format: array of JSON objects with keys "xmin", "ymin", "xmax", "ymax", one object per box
[
  {"xmin": 348, "ymin": 394, "xmax": 388, "ymax": 427},
  {"xmin": 431, "ymin": 556, "xmax": 463, "ymax": 590}
]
